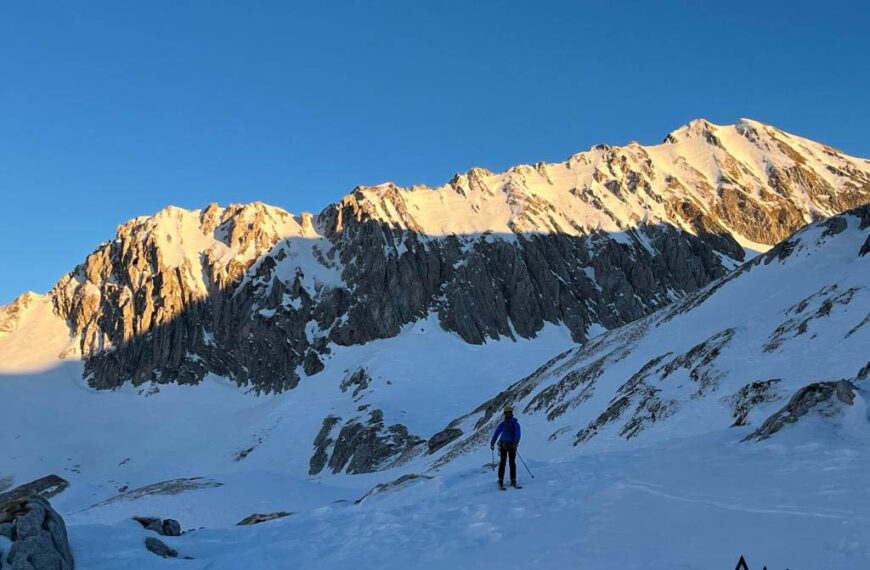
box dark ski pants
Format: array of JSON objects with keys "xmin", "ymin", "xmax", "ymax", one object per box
[{"xmin": 498, "ymin": 442, "xmax": 517, "ymax": 483}]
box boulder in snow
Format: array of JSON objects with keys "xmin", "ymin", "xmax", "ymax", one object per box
[
  {"xmin": 1, "ymin": 495, "xmax": 74, "ymax": 570},
  {"xmin": 144, "ymin": 536, "xmax": 177, "ymax": 558},
  {"xmin": 133, "ymin": 516, "xmax": 182, "ymax": 536}
]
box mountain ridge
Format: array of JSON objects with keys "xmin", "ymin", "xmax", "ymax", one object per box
[{"xmin": 1, "ymin": 118, "xmax": 868, "ymax": 391}]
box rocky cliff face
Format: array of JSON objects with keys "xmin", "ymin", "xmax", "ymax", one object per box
[{"xmin": 3, "ymin": 119, "xmax": 869, "ymax": 392}]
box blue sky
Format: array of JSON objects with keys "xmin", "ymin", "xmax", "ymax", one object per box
[{"xmin": 1, "ymin": 1, "xmax": 868, "ymax": 303}]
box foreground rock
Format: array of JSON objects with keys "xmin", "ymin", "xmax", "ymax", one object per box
[
  {"xmin": 0, "ymin": 495, "xmax": 74, "ymax": 570},
  {"xmin": 144, "ymin": 537, "xmax": 178, "ymax": 559}
]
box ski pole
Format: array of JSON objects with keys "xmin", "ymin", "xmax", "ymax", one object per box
[
  {"xmin": 491, "ymin": 447, "xmax": 495, "ymax": 471},
  {"xmin": 517, "ymin": 450, "xmax": 535, "ymax": 479}
]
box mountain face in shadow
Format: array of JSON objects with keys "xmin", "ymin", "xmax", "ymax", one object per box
[{"xmin": 2, "ymin": 118, "xmax": 869, "ymax": 392}]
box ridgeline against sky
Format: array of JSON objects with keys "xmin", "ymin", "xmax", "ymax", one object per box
[{"xmin": 1, "ymin": 1, "xmax": 868, "ymax": 303}]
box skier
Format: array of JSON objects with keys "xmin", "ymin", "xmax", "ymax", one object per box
[{"xmin": 490, "ymin": 405, "xmax": 521, "ymax": 489}]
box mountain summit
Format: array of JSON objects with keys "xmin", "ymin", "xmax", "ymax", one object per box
[{"xmin": 342, "ymin": 118, "xmax": 869, "ymax": 246}]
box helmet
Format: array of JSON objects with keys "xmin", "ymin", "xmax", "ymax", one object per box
[{"xmin": 504, "ymin": 405, "xmax": 514, "ymax": 413}]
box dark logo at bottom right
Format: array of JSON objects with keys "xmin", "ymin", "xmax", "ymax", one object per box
[{"xmin": 737, "ymin": 554, "xmax": 828, "ymax": 570}]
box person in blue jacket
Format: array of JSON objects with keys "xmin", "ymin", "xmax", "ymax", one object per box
[{"xmin": 490, "ymin": 405, "xmax": 521, "ymax": 489}]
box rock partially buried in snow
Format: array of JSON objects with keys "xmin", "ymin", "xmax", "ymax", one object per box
[
  {"xmin": 427, "ymin": 426, "xmax": 463, "ymax": 454},
  {"xmin": 723, "ymin": 379, "xmax": 785, "ymax": 427},
  {"xmin": 91, "ymin": 477, "xmax": 223, "ymax": 508},
  {"xmin": 133, "ymin": 516, "xmax": 182, "ymax": 536},
  {"xmin": 162, "ymin": 518, "xmax": 182, "ymax": 537},
  {"xmin": 355, "ymin": 473, "xmax": 434, "ymax": 504},
  {"xmin": 144, "ymin": 536, "xmax": 178, "ymax": 559},
  {"xmin": 1, "ymin": 495, "xmax": 74, "ymax": 570},
  {"xmin": 0, "ymin": 475, "xmax": 69, "ymax": 504},
  {"xmin": 236, "ymin": 511, "xmax": 293, "ymax": 526}
]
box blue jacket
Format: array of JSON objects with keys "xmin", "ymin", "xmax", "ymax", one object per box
[{"xmin": 491, "ymin": 417, "xmax": 521, "ymax": 445}]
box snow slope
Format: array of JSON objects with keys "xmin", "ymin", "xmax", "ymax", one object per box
[
  {"xmin": 0, "ymin": 322, "xmax": 576, "ymax": 525},
  {"xmin": 0, "ymin": 292, "xmax": 75, "ymax": 372}
]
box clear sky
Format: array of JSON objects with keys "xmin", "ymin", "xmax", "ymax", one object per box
[{"xmin": 1, "ymin": 1, "xmax": 868, "ymax": 303}]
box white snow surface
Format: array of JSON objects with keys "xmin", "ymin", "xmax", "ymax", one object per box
[{"xmin": 0, "ymin": 292, "xmax": 75, "ymax": 371}]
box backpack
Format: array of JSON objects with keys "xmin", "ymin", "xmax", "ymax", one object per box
[{"xmin": 503, "ymin": 418, "xmax": 517, "ymax": 440}]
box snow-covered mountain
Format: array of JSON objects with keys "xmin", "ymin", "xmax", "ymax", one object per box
[
  {"xmin": 1, "ymin": 119, "xmax": 868, "ymax": 397},
  {"xmin": 1, "ymin": 119, "xmax": 869, "ymax": 569},
  {"xmin": 1, "ymin": 198, "xmax": 868, "ymax": 569}
]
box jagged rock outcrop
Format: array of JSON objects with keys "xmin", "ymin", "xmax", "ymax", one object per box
[
  {"xmin": 3, "ymin": 119, "xmax": 869, "ymax": 392},
  {"xmin": 764, "ymin": 285, "xmax": 863, "ymax": 352},
  {"xmin": 309, "ymin": 416, "xmax": 342, "ymax": 476},
  {"xmin": 0, "ymin": 495, "xmax": 74, "ymax": 570},
  {"xmin": 309, "ymin": 410, "xmax": 425, "ymax": 475},
  {"xmin": 426, "ymin": 426, "xmax": 463, "ymax": 454},
  {"xmin": 723, "ymin": 379, "xmax": 785, "ymax": 426},
  {"xmin": 743, "ymin": 381, "xmax": 858, "ymax": 441},
  {"xmin": 339, "ymin": 368, "xmax": 372, "ymax": 400}
]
